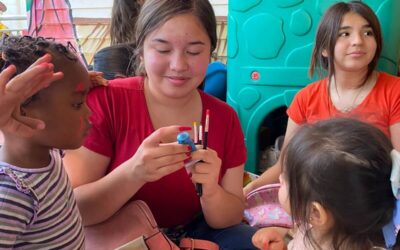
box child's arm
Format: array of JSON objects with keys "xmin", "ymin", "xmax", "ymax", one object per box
[
  {"xmin": 244, "ymin": 119, "xmax": 299, "ymax": 195},
  {"xmin": 252, "ymin": 227, "xmax": 289, "ymax": 250},
  {"xmin": 0, "ymin": 55, "xmax": 63, "ymax": 136}
]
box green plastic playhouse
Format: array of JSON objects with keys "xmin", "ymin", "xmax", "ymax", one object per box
[{"xmin": 227, "ymin": 0, "xmax": 400, "ymax": 174}]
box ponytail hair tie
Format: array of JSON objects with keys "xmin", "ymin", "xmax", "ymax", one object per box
[{"xmin": 382, "ymin": 149, "xmax": 400, "ymax": 248}]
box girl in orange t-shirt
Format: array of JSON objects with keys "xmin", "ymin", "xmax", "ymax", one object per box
[{"xmin": 245, "ymin": 1, "xmax": 400, "ymax": 194}]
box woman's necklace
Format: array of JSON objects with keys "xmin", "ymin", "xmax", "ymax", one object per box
[
  {"xmin": 334, "ymin": 83, "xmax": 364, "ymax": 113},
  {"xmin": 330, "ymin": 75, "xmax": 373, "ymax": 113}
]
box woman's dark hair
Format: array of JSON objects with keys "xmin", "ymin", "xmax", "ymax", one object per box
[
  {"xmin": 309, "ymin": 1, "xmax": 382, "ymax": 85},
  {"xmin": 110, "ymin": 0, "xmax": 143, "ymax": 45},
  {"xmin": 134, "ymin": 0, "xmax": 217, "ymax": 76},
  {"xmin": 0, "ymin": 35, "xmax": 78, "ymax": 105},
  {"xmin": 93, "ymin": 43, "xmax": 135, "ymax": 80},
  {"xmin": 282, "ymin": 118, "xmax": 394, "ymax": 249}
]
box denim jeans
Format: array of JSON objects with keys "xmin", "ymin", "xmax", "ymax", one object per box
[{"xmin": 184, "ymin": 215, "xmax": 258, "ymax": 250}]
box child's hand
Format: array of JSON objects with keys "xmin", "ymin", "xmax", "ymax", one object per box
[
  {"xmin": 0, "ymin": 54, "xmax": 63, "ymax": 136},
  {"xmin": 89, "ymin": 71, "xmax": 108, "ymax": 88},
  {"xmin": 252, "ymin": 227, "xmax": 287, "ymax": 250},
  {"xmin": 243, "ymin": 181, "xmax": 255, "ymax": 197}
]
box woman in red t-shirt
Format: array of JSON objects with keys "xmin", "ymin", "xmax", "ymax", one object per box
[{"xmin": 64, "ymin": 0, "xmax": 257, "ymax": 249}]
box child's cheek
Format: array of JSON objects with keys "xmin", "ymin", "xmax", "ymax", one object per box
[
  {"xmin": 79, "ymin": 116, "xmax": 84, "ymax": 134},
  {"xmin": 75, "ymin": 82, "xmax": 84, "ymax": 92}
]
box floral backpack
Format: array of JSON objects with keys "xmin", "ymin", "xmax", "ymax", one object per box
[{"xmin": 244, "ymin": 183, "xmax": 292, "ymax": 228}]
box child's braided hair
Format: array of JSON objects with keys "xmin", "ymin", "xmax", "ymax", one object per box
[
  {"xmin": 0, "ymin": 35, "xmax": 79, "ymax": 106},
  {"xmin": 0, "ymin": 35, "xmax": 78, "ymax": 75}
]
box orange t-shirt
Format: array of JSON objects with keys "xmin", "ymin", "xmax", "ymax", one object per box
[{"xmin": 287, "ymin": 72, "xmax": 400, "ymax": 138}]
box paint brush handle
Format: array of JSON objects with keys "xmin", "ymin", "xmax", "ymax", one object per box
[
  {"xmin": 177, "ymin": 132, "xmax": 202, "ymax": 196},
  {"xmin": 195, "ymin": 183, "xmax": 202, "ymax": 196},
  {"xmin": 197, "ymin": 109, "xmax": 210, "ymax": 196}
]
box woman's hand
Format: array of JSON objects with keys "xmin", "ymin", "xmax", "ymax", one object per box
[
  {"xmin": 0, "ymin": 54, "xmax": 63, "ymax": 136},
  {"xmin": 252, "ymin": 227, "xmax": 287, "ymax": 250},
  {"xmin": 89, "ymin": 71, "xmax": 108, "ymax": 87},
  {"xmin": 190, "ymin": 147, "xmax": 222, "ymax": 197},
  {"xmin": 128, "ymin": 126, "xmax": 192, "ymax": 184}
]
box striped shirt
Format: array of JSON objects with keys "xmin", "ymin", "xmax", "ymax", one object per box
[{"xmin": 0, "ymin": 150, "xmax": 85, "ymax": 249}]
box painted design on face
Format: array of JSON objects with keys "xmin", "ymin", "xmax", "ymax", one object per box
[{"xmin": 74, "ymin": 81, "xmax": 85, "ymax": 92}]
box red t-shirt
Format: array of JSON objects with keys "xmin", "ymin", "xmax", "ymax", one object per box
[
  {"xmin": 84, "ymin": 77, "xmax": 246, "ymax": 227},
  {"xmin": 287, "ymin": 72, "xmax": 400, "ymax": 137}
]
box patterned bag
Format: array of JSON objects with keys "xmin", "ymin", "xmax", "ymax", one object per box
[{"xmin": 244, "ymin": 183, "xmax": 292, "ymax": 228}]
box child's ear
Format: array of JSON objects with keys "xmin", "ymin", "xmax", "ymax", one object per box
[
  {"xmin": 322, "ymin": 49, "xmax": 328, "ymax": 58},
  {"xmin": 309, "ymin": 202, "xmax": 332, "ymax": 229}
]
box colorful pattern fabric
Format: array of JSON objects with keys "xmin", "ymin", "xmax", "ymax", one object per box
[{"xmin": 244, "ymin": 183, "xmax": 292, "ymax": 228}]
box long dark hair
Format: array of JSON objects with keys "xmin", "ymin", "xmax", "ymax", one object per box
[
  {"xmin": 282, "ymin": 118, "xmax": 394, "ymax": 249},
  {"xmin": 110, "ymin": 0, "xmax": 143, "ymax": 45},
  {"xmin": 309, "ymin": 1, "xmax": 382, "ymax": 84},
  {"xmin": 93, "ymin": 43, "xmax": 135, "ymax": 79}
]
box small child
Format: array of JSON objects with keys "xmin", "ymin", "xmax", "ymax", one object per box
[
  {"xmin": 252, "ymin": 118, "xmax": 399, "ymax": 249},
  {"xmin": 0, "ymin": 36, "xmax": 91, "ymax": 248}
]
